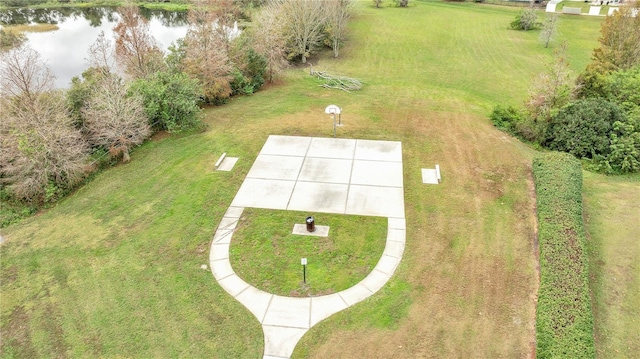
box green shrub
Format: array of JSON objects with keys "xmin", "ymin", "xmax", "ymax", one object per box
[
  {"xmin": 544, "ymin": 99, "xmax": 625, "ymax": 159},
  {"xmin": 490, "ymin": 105, "xmax": 521, "ymax": 133},
  {"xmin": 130, "ymin": 70, "xmax": 203, "ymax": 133},
  {"xmin": 532, "ymin": 152, "xmax": 595, "ymax": 359}
]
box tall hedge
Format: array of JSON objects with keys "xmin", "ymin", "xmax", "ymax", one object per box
[{"xmin": 532, "ymin": 153, "xmax": 595, "ymax": 358}]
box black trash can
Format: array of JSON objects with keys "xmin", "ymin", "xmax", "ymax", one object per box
[{"xmin": 306, "ymin": 216, "xmax": 315, "ymax": 232}]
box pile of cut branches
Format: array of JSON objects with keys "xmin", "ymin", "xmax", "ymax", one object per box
[{"xmin": 311, "ymin": 67, "xmax": 363, "ymax": 92}]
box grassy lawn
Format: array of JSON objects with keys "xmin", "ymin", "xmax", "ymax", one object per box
[
  {"xmin": 583, "ymin": 172, "xmax": 640, "ymax": 358},
  {"xmin": 230, "ymin": 209, "xmax": 387, "ymax": 297},
  {"xmin": 0, "ymin": 0, "xmax": 617, "ymax": 357}
]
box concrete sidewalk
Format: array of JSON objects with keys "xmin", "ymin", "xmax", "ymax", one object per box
[{"xmin": 210, "ymin": 136, "xmax": 406, "ymax": 358}]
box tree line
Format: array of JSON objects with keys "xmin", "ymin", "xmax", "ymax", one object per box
[
  {"xmin": 0, "ymin": 0, "xmax": 354, "ymax": 221},
  {"xmin": 492, "ymin": 3, "xmax": 640, "ymax": 174}
]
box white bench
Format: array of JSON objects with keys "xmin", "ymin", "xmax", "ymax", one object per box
[
  {"xmin": 563, "ymin": 7, "xmax": 582, "ymax": 15},
  {"xmin": 215, "ymin": 152, "xmax": 227, "ymax": 168},
  {"xmin": 546, "ymin": 3, "xmax": 557, "ymax": 12},
  {"xmin": 588, "ymin": 6, "xmax": 601, "ymax": 15}
]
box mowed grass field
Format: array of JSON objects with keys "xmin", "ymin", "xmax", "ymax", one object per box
[
  {"xmin": 583, "ymin": 173, "xmax": 640, "ymax": 359},
  {"xmin": 2, "ymin": 0, "xmax": 636, "ymax": 357}
]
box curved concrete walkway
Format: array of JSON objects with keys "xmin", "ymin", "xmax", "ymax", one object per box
[{"xmin": 209, "ymin": 136, "xmax": 406, "ymax": 358}]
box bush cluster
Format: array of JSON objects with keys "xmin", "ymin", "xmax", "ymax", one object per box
[
  {"xmin": 491, "ymin": 66, "xmax": 640, "ymax": 174},
  {"xmin": 532, "ymin": 153, "xmax": 595, "ymax": 359}
]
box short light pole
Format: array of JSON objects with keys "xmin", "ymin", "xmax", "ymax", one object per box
[{"xmin": 301, "ymin": 258, "xmax": 307, "ymax": 284}]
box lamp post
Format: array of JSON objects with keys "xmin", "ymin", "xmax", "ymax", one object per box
[{"xmin": 301, "ymin": 258, "xmax": 307, "ymax": 284}]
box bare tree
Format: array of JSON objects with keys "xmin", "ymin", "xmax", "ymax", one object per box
[
  {"xmin": 276, "ymin": 0, "xmax": 327, "ymax": 64},
  {"xmin": 212, "ymin": 0, "xmax": 240, "ymax": 53},
  {"xmin": 82, "ymin": 74, "xmax": 150, "ymax": 163},
  {"xmin": 526, "ymin": 42, "xmax": 575, "ymax": 124},
  {"xmin": 540, "ymin": 14, "xmax": 559, "ymax": 49},
  {"xmin": 0, "ymin": 92, "xmax": 89, "ymax": 203},
  {"xmin": 325, "ymin": 0, "xmax": 353, "ymax": 58},
  {"xmin": 373, "ymin": 0, "xmax": 383, "ymax": 8},
  {"xmin": 113, "ymin": 5, "xmax": 165, "ymax": 79},
  {"xmin": 87, "ymin": 30, "xmax": 117, "ymax": 75},
  {"xmin": 252, "ymin": 2, "xmax": 288, "ymax": 83},
  {"xmin": 0, "ymin": 44, "xmax": 54, "ymax": 102},
  {"xmin": 182, "ymin": 4, "xmax": 233, "ymax": 103}
]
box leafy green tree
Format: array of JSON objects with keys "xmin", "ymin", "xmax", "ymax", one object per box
[
  {"xmin": 603, "ymin": 120, "xmax": 640, "ymax": 173},
  {"xmin": 604, "ymin": 65, "xmax": 640, "ymax": 116},
  {"xmin": 66, "ymin": 67, "xmax": 107, "ymax": 127},
  {"xmin": 130, "ymin": 70, "xmax": 203, "ymax": 133},
  {"xmin": 592, "ymin": 3, "xmax": 640, "ymax": 71},
  {"xmin": 578, "ymin": 3, "xmax": 640, "ymax": 97},
  {"xmin": 544, "ymin": 99, "xmax": 625, "ymax": 159}
]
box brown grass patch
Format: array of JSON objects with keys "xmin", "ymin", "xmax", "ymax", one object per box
[
  {"xmin": 299, "ymin": 105, "xmax": 539, "ymax": 357},
  {"xmin": 4, "ymin": 24, "xmax": 59, "ymax": 33}
]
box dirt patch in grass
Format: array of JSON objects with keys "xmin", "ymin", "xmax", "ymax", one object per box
[{"xmin": 1, "ymin": 306, "xmax": 37, "ymax": 358}]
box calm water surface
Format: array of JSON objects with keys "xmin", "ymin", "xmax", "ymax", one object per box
[{"xmin": 1, "ymin": 7, "xmax": 188, "ymax": 88}]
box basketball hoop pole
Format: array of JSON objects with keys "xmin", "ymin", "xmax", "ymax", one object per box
[
  {"xmin": 325, "ymin": 104, "xmax": 341, "ymax": 138},
  {"xmin": 333, "ymin": 113, "xmax": 336, "ymax": 138}
]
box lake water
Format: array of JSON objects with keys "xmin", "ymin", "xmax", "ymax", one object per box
[{"xmin": 0, "ymin": 7, "xmax": 189, "ymax": 88}]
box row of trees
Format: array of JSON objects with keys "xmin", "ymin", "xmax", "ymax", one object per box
[
  {"xmin": 492, "ymin": 3, "xmax": 640, "ymax": 174},
  {"xmin": 1, "ymin": 0, "xmax": 357, "ymax": 207}
]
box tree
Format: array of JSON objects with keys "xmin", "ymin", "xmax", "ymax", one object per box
[
  {"xmin": 578, "ymin": 3, "xmax": 640, "ymax": 98},
  {"xmin": 592, "ymin": 2, "xmax": 640, "ymax": 71},
  {"xmin": 325, "ymin": 0, "xmax": 353, "ymax": 58},
  {"xmin": 526, "ymin": 43, "xmax": 575, "ymax": 126},
  {"xmin": 81, "ymin": 74, "xmax": 150, "ymax": 163},
  {"xmin": 0, "ymin": 92, "xmax": 89, "ymax": 204},
  {"xmin": 87, "ymin": 30, "xmax": 116, "ymax": 75},
  {"xmin": 252, "ymin": 2, "xmax": 288, "ymax": 83},
  {"xmin": 373, "ymin": 0, "xmax": 383, "ymax": 8},
  {"xmin": 211, "ymin": 0, "xmax": 241, "ymax": 54},
  {"xmin": 276, "ymin": 0, "xmax": 327, "ymax": 63},
  {"xmin": 510, "ymin": 7, "xmax": 541, "ymax": 31},
  {"xmin": 113, "ymin": 5, "xmax": 165, "ymax": 79},
  {"xmin": 181, "ymin": 5, "xmax": 233, "ymax": 103},
  {"xmin": 396, "ymin": 0, "xmax": 409, "ymax": 7},
  {"xmin": 130, "ymin": 70, "xmax": 203, "ymax": 133},
  {"xmin": 540, "ymin": 13, "xmax": 558, "ymax": 48},
  {"xmin": 0, "ymin": 44, "xmax": 55, "ymax": 102}
]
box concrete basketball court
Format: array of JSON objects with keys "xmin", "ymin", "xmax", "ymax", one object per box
[
  {"xmin": 231, "ymin": 136, "xmax": 405, "ymax": 217},
  {"xmin": 210, "ymin": 135, "xmax": 406, "ymax": 358}
]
